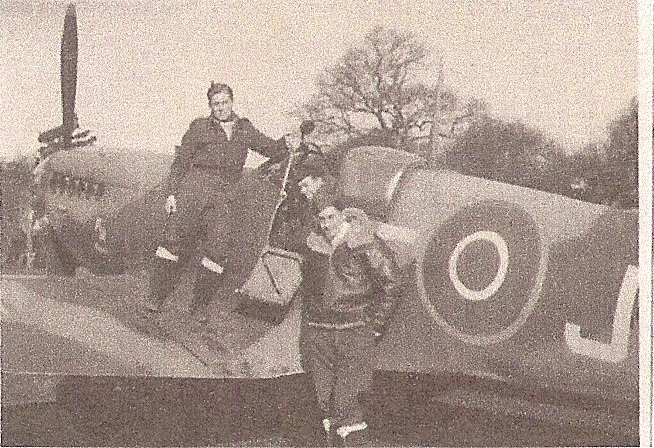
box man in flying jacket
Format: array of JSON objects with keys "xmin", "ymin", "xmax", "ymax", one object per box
[
  {"xmin": 142, "ymin": 82, "xmax": 300, "ymax": 322},
  {"xmin": 298, "ymin": 185, "xmax": 404, "ymax": 446}
]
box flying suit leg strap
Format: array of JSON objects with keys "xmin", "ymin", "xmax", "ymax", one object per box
[
  {"xmin": 155, "ymin": 246, "xmax": 179, "ymax": 262},
  {"xmin": 336, "ymin": 421, "xmax": 368, "ymax": 439},
  {"xmin": 200, "ymin": 256, "xmax": 224, "ymax": 274},
  {"xmin": 322, "ymin": 418, "xmax": 331, "ymax": 433}
]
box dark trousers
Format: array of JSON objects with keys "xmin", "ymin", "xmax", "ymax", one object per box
[
  {"xmin": 300, "ymin": 323, "xmax": 375, "ymax": 429},
  {"xmin": 148, "ymin": 171, "xmax": 231, "ymax": 313},
  {"xmin": 148, "ymin": 170, "xmax": 276, "ymax": 314}
]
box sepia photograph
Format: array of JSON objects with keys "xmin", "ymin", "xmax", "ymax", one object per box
[{"xmin": 1, "ymin": 0, "xmax": 651, "ymax": 446}]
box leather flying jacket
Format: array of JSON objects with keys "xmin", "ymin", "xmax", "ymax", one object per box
[
  {"xmin": 166, "ymin": 113, "xmax": 288, "ymax": 195},
  {"xmin": 300, "ymin": 230, "xmax": 404, "ymax": 333}
]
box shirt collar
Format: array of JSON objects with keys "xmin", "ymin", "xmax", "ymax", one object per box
[
  {"xmin": 211, "ymin": 112, "xmax": 238, "ymax": 124},
  {"xmin": 330, "ymin": 222, "xmax": 351, "ymax": 249}
]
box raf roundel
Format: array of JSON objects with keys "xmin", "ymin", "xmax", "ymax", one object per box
[
  {"xmin": 417, "ymin": 201, "xmax": 546, "ymax": 346},
  {"xmin": 448, "ymin": 230, "xmax": 509, "ymax": 302}
]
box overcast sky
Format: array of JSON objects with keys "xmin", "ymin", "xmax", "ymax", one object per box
[{"xmin": 0, "ymin": 0, "xmax": 638, "ymax": 161}]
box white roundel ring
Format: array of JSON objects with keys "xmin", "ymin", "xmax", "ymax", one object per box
[
  {"xmin": 448, "ymin": 230, "xmax": 509, "ymax": 302},
  {"xmin": 417, "ymin": 201, "xmax": 547, "ymax": 346}
]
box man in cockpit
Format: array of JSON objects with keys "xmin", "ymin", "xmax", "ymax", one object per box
[
  {"xmin": 141, "ymin": 82, "xmax": 301, "ymax": 322},
  {"xmin": 269, "ymin": 154, "xmax": 334, "ymax": 252}
]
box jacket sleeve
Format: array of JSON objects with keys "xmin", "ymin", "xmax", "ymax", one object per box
[
  {"xmin": 364, "ymin": 237, "xmax": 404, "ymax": 337},
  {"xmin": 239, "ymin": 118, "xmax": 288, "ymax": 161},
  {"xmin": 166, "ymin": 119, "xmax": 202, "ymax": 195}
]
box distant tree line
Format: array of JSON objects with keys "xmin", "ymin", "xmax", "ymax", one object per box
[
  {"xmin": 298, "ymin": 26, "xmax": 638, "ymax": 209},
  {"xmin": 0, "ymin": 26, "xmax": 639, "ymax": 273},
  {"xmin": 1, "ymin": 158, "xmax": 34, "ymax": 271}
]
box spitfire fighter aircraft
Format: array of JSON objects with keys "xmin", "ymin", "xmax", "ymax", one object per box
[{"xmin": 1, "ymin": 3, "xmax": 639, "ymax": 439}]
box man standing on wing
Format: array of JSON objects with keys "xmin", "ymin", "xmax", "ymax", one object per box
[
  {"xmin": 298, "ymin": 187, "xmax": 404, "ymax": 446},
  {"xmin": 142, "ymin": 82, "xmax": 301, "ymax": 322}
]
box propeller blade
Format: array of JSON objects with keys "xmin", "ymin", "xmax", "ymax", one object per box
[{"xmin": 61, "ymin": 3, "xmax": 78, "ymax": 142}]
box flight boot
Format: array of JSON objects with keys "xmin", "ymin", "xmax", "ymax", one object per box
[
  {"xmin": 140, "ymin": 256, "xmax": 182, "ymax": 318},
  {"xmin": 191, "ymin": 261, "xmax": 224, "ymax": 325},
  {"xmin": 189, "ymin": 272, "xmax": 220, "ymax": 325}
]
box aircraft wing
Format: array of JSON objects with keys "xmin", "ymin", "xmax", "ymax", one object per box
[
  {"xmin": 3, "ymin": 146, "xmax": 638, "ymax": 424},
  {"xmin": 1, "ymin": 272, "xmax": 303, "ymax": 394},
  {"xmin": 341, "ymin": 147, "xmax": 639, "ymax": 404}
]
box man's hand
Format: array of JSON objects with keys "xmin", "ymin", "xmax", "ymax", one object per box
[{"xmin": 165, "ymin": 195, "xmax": 177, "ymax": 215}]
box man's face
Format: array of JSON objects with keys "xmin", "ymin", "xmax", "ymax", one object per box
[
  {"xmin": 318, "ymin": 206, "xmax": 346, "ymax": 241},
  {"xmin": 209, "ymin": 92, "xmax": 233, "ymax": 121},
  {"xmin": 299, "ymin": 176, "xmax": 323, "ymax": 200}
]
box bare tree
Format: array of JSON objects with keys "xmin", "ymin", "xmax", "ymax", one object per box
[{"xmin": 299, "ymin": 26, "xmax": 471, "ymax": 150}]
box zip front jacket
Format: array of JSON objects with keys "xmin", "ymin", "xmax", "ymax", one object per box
[
  {"xmin": 299, "ymin": 231, "xmax": 404, "ymax": 334},
  {"xmin": 166, "ymin": 114, "xmax": 288, "ymax": 195}
]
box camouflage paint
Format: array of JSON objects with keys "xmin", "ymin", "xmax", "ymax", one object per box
[{"xmin": 9, "ymin": 146, "xmax": 637, "ymax": 405}]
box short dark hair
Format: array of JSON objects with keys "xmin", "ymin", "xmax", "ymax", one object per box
[{"xmin": 207, "ymin": 82, "xmax": 233, "ymax": 101}]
